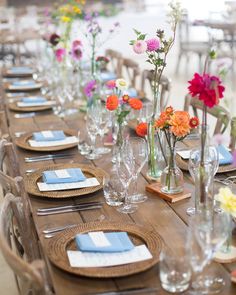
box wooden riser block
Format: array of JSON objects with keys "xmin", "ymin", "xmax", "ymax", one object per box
[{"xmin": 146, "ymin": 182, "xmax": 191, "ymax": 203}]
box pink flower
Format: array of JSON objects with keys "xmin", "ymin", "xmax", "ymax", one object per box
[
  {"xmin": 106, "ymin": 80, "xmax": 116, "ymax": 89},
  {"xmin": 233, "ymin": 150, "xmax": 236, "ymax": 166},
  {"xmin": 55, "ymin": 48, "xmax": 66, "ymax": 62},
  {"xmin": 133, "ymin": 40, "xmax": 147, "ymax": 54},
  {"xmin": 71, "ymin": 40, "xmax": 83, "ymax": 61},
  {"xmin": 84, "ymin": 80, "xmax": 97, "ymax": 98},
  {"xmin": 72, "ymin": 40, "xmax": 82, "ymax": 48},
  {"xmin": 146, "ymin": 38, "xmax": 160, "ymax": 52}
]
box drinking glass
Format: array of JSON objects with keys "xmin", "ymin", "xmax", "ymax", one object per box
[
  {"xmin": 96, "ymin": 107, "xmax": 111, "ymax": 155},
  {"xmin": 160, "ymin": 247, "xmax": 191, "ymax": 293},
  {"xmin": 123, "ymin": 137, "xmax": 148, "ymax": 203},
  {"xmin": 116, "ymin": 153, "xmax": 138, "ymax": 214},
  {"xmin": 188, "ymin": 210, "xmax": 230, "ymax": 294},
  {"xmin": 86, "ymin": 116, "xmax": 101, "ymax": 160},
  {"xmin": 103, "ymin": 173, "xmax": 124, "ymax": 206},
  {"xmin": 138, "ymin": 102, "xmax": 153, "ymax": 123}
]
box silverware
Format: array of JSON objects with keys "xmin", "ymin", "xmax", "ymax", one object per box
[
  {"xmin": 25, "ymin": 153, "xmax": 76, "ymax": 162},
  {"xmin": 84, "ymin": 287, "xmax": 159, "ymax": 295},
  {"xmin": 38, "ymin": 201, "xmax": 103, "ymax": 213},
  {"xmin": 14, "ymin": 112, "xmax": 36, "ymax": 118},
  {"xmin": 25, "ymin": 169, "xmax": 36, "ymax": 174},
  {"xmin": 15, "ymin": 131, "xmax": 26, "ymax": 137},
  {"xmin": 43, "ymin": 224, "xmax": 77, "ymax": 234},
  {"xmin": 7, "ymin": 92, "xmax": 26, "ymax": 98},
  {"xmin": 37, "ymin": 204, "xmax": 102, "ymax": 216}
]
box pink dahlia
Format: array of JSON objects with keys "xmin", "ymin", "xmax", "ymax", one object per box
[
  {"xmin": 71, "ymin": 40, "xmax": 83, "ymax": 61},
  {"xmin": 133, "ymin": 40, "xmax": 147, "ymax": 54},
  {"xmin": 106, "ymin": 80, "xmax": 116, "ymax": 89},
  {"xmin": 55, "ymin": 48, "xmax": 66, "ymax": 62},
  {"xmin": 146, "ymin": 38, "xmax": 160, "ymax": 52}
]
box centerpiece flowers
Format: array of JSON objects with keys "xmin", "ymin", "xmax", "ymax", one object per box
[
  {"xmin": 129, "ymin": 1, "xmax": 183, "ymax": 180},
  {"xmin": 155, "ymin": 106, "xmax": 199, "ymax": 193},
  {"xmin": 105, "ymin": 79, "xmax": 143, "ymax": 158},
  {"xmin": 188, "ymin": 50, "xmax": 225, "ymax": 209}
]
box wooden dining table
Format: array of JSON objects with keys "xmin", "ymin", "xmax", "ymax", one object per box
[{"xmin": 2, "ymin": 84, "xmax": 236, "ymax": 295}]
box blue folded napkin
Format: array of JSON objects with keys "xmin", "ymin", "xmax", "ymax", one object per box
[
  {"xmin": 101, "ymin": 72, "xmax": 117, "ymax": 82},
  {"xmin": 10, "ymin": 67, "xmax": 32, "ymax": 73},
  {"xmin": 75, "ymin": 232, "xmax": 134, "ymax": 252},
  {"xmin": 12, "ymin": 81, "xmax": 36, "ymax": 87},
  {"xmin": 126, "ymin": 88, "xmax": 138, "ymax": 98},
  {"xmin": 22, "ymin": 96, "xmax": 46, "ymax": 103},
  {"xmin": 42, "ymin": 168, "xmax": 86, "ymax": 184},
  {"xmin": 33, "ymin": 130, "xmax": 66, "ymax": 141},
  {"xmin": 217, "ymin": 145, "xmax": 233, "ymax": 165}
]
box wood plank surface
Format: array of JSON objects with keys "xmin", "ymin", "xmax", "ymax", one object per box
[{"xmin": 3, "ymin": 87, "xmax": 236, "ymax": 295}]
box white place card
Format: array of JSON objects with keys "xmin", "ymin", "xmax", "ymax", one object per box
[
  {"xmin": 17, "ymin": 101, "xmax": 55, "ymax": 107},
  {"xmin": 54, "ymin": 169, "xmax": 71, "ymax": 179},
  {"xmin": 28, "ymin": 136, "xmax": 78, "ymax": 147},
  {"xmin": 177, "ymin": 150, "xmax": 190, "ymax": 159},
  {"xmin": 88, "ymin": 232, "xmax": 111, "ymax": 248},
  {"xmin": 37, "ymin": 177, "xmax": 100, "ymax": 191},
  {"xmin": 67, "ymin": 245, "xmax": 152, "ymax": 268}
]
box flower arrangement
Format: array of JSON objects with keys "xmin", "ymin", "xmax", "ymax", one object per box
[
  {"xmin": 188, "ymin": 50, "xmax": 225, "ymax": 204},
  {"xmin": 215, "ymin": 187, "xmax": 236, "ymax": 218},
  {"xmin": 96, "ymin": 56, "xmax": 110, "ymax": 72},
  {"xmin": 105, "ymin": 79, "xmax": 143, "ymax": 147}
]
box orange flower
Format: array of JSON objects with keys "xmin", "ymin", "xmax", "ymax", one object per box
[
  {"xmin": 155, "ymin": 112, "xmax": 170, "ymax": 129},
  {"xmin": 189, "ymin": 116, "xmax": 199, "ymax": 128},
  {"xmin": 128, "ymin": 98, "xmax": 143, "ymax": 110},
  {"xmin": 169, "ymin": 111, "xmax": 190, "ymax": 138},
  {"xmin": 165, "ymin": 106, "xmax": 174, "ymax": 114},
  {"xmin": 106, "ymin": 95, "xmax": 119, "ymax": 111},
  {"xmin": 136, "ymin": 122, "xmax": 148, "ymax": 137},
  {"xmin": 122, "ymin": 94, "xmax": 130, "ymax": 103}
]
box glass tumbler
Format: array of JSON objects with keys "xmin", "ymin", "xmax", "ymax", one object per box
[
  {"xmin": 103, "ymin": 174, "xmax": 125, "ymax": 207},
  {"xmin": 159, "ymin": 247, "xmax": 191, "ymax": 293}
]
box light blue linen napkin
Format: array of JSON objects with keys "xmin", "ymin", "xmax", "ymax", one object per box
[
  {"xmin": 217, "ymin": 145, "xmax": 233, "ymax": 165},
  {"xmin": 126, "ymin": 88, "xmax": 138, "ymax": 98},
  {"xmin": 75, "ymin": 232, "xmax": 134, "ymax": 252},
  {"xmin": 42, "ymin": 168, "xmax": 86, "ymax": 184},
  {"xmin": 33, "ymin": 130, "xmax": 66, "ymax": 141},
  {"xmin": 22, "ymin": 96, "xmax": 46, "ymax": 103},
  {"xmin": 101, "ymin": 72, "xmax": 117, "ymax": 82},
  {"xmin": 12, "ymin": 80, "xmax": 36, "ymax": 87},
  {"xmin": 10, "ymin": 67, "xmax": 32, "ymax": 73}
]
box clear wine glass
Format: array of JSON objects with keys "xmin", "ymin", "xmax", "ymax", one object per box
[
  {"xmin": 188, "ymin": 210, "xmax": 230, "ymax": 294},
  {"xmin": 85, "ymin": 116, "xmax": 101, "ymax": 160},
  {"xmin": 116, "ymin": 151, "xmax": 138, "ymax": 214},
  {"xmin": 96, "ymin": 106, "xmax": 111, "ymax": 155},
  {"xmin": 187, "ymin": 145, "xmax": 219, "ymax": 216},
  {"xmin": 123, "ymin": 137, "xmax": 148, "ymax": 203}
]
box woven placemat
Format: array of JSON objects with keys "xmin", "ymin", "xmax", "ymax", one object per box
[
  {"xmin": 15, "ymin": 129, "xmax": 78, "ymax": 152},
  {"xmin": 4, "ymin": 82, "xmax": 42, "ymax": 91},
  {"xmin": 47, "ymin": 222, "xmax": 163, "ymax": 278},
  {"xmin": 24, "ymin": 163, "xmax": 106, "ymax": 198},
  {"xmin": 8, "ymin": 101, "xmax": 53, "ymax": 112},
  {"xmin": 176, "ymin": 154, "xmax": 236, "ymax": 174},
  {"xmin": 2, "ymin": 69, "xmax": 33, "ymax": 78}
]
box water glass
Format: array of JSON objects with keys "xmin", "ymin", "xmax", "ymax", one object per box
[
  {"xmin": 159, "ymin": 247, "xmax": 191, "ymax": 293},
  {"xmin": 103, "ymin": 174, "xmax": 124, "ymax": 206}
]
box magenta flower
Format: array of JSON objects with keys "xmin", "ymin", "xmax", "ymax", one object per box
[
  {"xmin": 84, "ymin": 80, "xmax": 97, "ymax": 97},
  {"xmin": 72, "ymin": 40, "xmax": 82, "ymax": 48},
  {"xmin": 146, "ymin": 38, "xmax": 160, "ymax": 52},
  {"xmin": 233, "ymin": 150, "xmax": 236, "ymax": 166},
  {"xmin": 133, "ymin": 40, "xmax": 147, "ymax": 54},
  {"xmin": 106, "ymin": 80, "xmax": 116, "ymax": 89},
  {"xmin": 71, "ymin": 40, "xmax": 83, "ymax": 61},
  {"xmin": 55, "ymin": 48, "xmax": 66, "ymax": 62}
]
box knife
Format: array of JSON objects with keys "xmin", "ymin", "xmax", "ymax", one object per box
[
  {"xmin": 38, "ymin": 201, "xmax": 103, "ymax": 213},
  {"xmin": 37, "ymin": 205, "xmax": 102, "ymax": 216},
  {"xmin": 25, "ymin": 153, "xmax": 76, "ymax": 162},
  {"xmin": 83, "ymin": 287, "xmax": 159, "ymax": 295},
  {"xmin": 14, "ymin": 112, "xmax": 36, "ymax": 118}
]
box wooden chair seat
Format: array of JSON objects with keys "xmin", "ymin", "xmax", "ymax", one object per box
[{"xmin": 105, "ymin": 49, "xmax": 123, "ymax": 77}]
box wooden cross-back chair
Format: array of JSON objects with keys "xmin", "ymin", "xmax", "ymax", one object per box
[
  {"xmin": 0, "ymin": 193, "xmax": 52, "ymax": 295},
  {"xmin": 0, "ymin": 139, "xmax": 20, "ymax": 177},
  {"xmin": 105, "ymin": 49, "xmax": 123, "ymax": 77},
  {"xmin": 138, "ymin": 69, "xmax": 171, "ymax": 111},
  {"xmin": 0, "ymin": 109, "xmax": 9, "ymax": 137},
  {"xmin": 184, "ymin": 94, "xmax": 231, "ymax": 135},
  {"xmin": 230, "ymin": 117, "xmax": 236, "ymax": 150},
  {"xmin": 121, "ymin": 58, "xmax": 140, "ymax": 89}
]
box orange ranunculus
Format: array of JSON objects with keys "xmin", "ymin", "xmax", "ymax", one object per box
[
  {"xmin": 122, "ymin": 94, "xmax": 130, "ymax": 103},
  {"xmin": 155, "ymin": 111, "xmax": 170, "ymax": 129},
  {"xmin": 189, "ymin": 116, "xmax": 200, "ymax": 128},
  {"xmin": 128, "ymin": 98, "xmax": 143, "ymax": 110},
  {"xmin": 165, "ymin": 106, "xmax": 174, "ymax": 114},
  {"xmin": 136, "ymin": 122, "xmax": 148, "ymax": 137},
  {"xmin": 169, "ymin": 111, "xmax": 191, "ymax": 138},
  {"xmin": 106, "ymin": 95, "xmax": 119, "ymax": 111}
]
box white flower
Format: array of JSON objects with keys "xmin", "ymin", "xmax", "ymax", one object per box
[{"xmin": 115, "ymin": 78, "xmax": 128, "ymax": 91}]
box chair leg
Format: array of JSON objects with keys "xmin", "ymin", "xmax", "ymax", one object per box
[{"xmin": 175, "ymin": 52, "xmax": 182, "ymax": 74}]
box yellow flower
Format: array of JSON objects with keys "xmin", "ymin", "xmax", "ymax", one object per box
[
  {"xmin": 59, "ymin": 5, "xmax": 70, "ymax": 13},
  {"xmin": 73, "ymin": 6, "xmax": 82, "ymax": 14},
  {"xmin": 61, "ymin": 16, "xmax": 72, "ymax": 23},
  {"xmin": 215, "ymin": 187, "xmax": 236, "ymax": 217}
]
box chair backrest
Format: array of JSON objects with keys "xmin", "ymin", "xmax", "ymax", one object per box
[
  {"xmin": 230, "ymin": 117, "xmax": 236, "ymax": 150},
  {"xmin": 184, "ymin": 94, "xmax": 231, "ymax": 135},
  {"xmin": 105, "ymin": 49, "xmax": 123, "ymax": 77},
  {"xmin": 0, "ymin": 193, "xmax": 50, "ymax": 295},
  {"xmin": 0, "ymin": 139, "xmax": 20, "ymax": 177},
  {"xmin": 121, "ymin": 58, "xmax": 140, "ymax": 89},
  {"xmin": 0, "ymin": 110, "xmax": 9, "ymax": 137},
  {"xmin": 139, "ymin": 69, "xmax": 171, "ymax": 111}
]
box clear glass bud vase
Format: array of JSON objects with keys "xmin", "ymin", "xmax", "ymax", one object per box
[{"xmin": 161, "ymin": 149, "xmax": 184, "ymax": 194}]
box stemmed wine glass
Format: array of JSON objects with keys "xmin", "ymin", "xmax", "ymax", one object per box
[
  {"xmin": 86, "ymin": 115, "xmax": 101, "ymax": 160},
  {"xmin": 187, "ymin": 145, "xmax": 219, "ymax": 216},
  {"xmin": 188, "ymin": 210, "xmax": 230, "ymax": 294},
  {"xmin": 123, "ymin": 137, "xmax": 148, "ymax": 203},
  {"xmin": 116, "ymin": 145, "xmax": 138, "ymax": 214},
  {"xmin": 96, "ymin": 106, "xmax": 111, "ymax": 155}
]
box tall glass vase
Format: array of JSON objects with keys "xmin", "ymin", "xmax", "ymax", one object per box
[{"xmin": 112, "ymin": 121, "xmax": 124, "ymax": 164}]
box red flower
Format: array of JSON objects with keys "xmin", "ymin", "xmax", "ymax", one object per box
[
  {"xmin": 106, "ymin": 95, "xmax": 119, "ymax": 111},
  {"xmin": 128, "ymin": 98, "xmax": 143, "ymax": 110},
  {"xmin": 136, "ymin": 122, "xmax": 147, "ymax": 137},
  {"xmin": 122, "ymin": 94, "xmax": 130, "ymax": 103},
  {"xmin": 189, "ymin": 116, "xmax": 199, "ymax": 128},
  {"xmin": 49, "ymin": 33, "xmax": 60, "ymax": 46},
  {"xmin": 188, "ymin": 73, "xmax": 225, "ymax": 108}
]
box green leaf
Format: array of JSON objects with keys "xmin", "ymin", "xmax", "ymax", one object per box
[
  {"xmin": 133, "ymin": 28, "xmax": 141, "ymax": 35},
  {"xmin": 129, "ymin": 40, "xmax": 135, "ymax": 45},
  {"xmin": 138, "ymin": 34, "xmax": 147, "ymax": 40}
]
